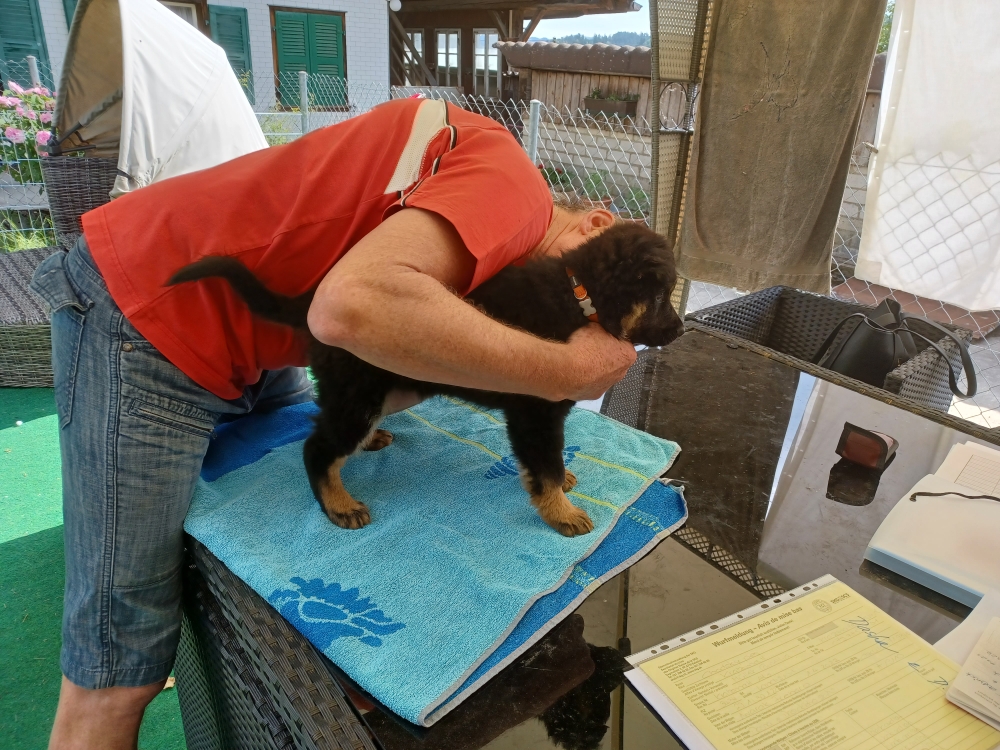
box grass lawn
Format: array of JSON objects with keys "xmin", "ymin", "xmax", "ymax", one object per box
[{"xmin": 0, "ymin": 388, "xmax": 187, "ymax": 749}]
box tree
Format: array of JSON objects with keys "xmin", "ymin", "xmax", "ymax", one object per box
[{"xmin": 877, "ymin": 1, "xmax": 895, "ymax": 54}]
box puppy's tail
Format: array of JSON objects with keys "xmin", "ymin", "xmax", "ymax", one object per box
[{"xmin": 167, "ymin": 256, "xmax": 312, "ymax": 328}]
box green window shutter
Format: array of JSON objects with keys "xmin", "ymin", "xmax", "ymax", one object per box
[
  {"xmin": 274, "ymin": 10, "xmax": 308, "ymax": 107},
  {"xmin": 62, "ymin": 0, "xmax": 77, "ymax": 29},
  {"xmin": 209, "ymin": 5, "xmax": 252, "ymax": 102},
  {"xmin": 307, "ymin": 13, "xmax": 345, "ymax": 106},
  {"xmin": 0, "ymin": 0, "xmax": 51, "ymax": 86}
]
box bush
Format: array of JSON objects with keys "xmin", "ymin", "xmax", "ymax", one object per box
[{"xmin": 1, "ymin": 80, "xmax": 56, "ymax": 184}]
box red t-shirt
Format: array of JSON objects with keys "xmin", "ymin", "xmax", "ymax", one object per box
[{"xmin": 83, "ymin": 98, "xmax": 552, "ymax": 399}]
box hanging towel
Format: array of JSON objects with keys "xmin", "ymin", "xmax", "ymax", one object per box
[
  {"xmin": 856, "ymin": 0, "xmax": 1000, "ymax": 311},
  {"xmin": 675, "ymin": 0, "xmax": 885, "ymax": 294},
  {"xmin": 185, "ymin": 397, "xmax": 686, "ymax": 726}
]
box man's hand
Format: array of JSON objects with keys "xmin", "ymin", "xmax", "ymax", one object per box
[{"xmin": 560, "ymin": 325, "xmax": 637, "ymax": 401}]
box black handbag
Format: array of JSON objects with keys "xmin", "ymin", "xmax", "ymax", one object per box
[{"xmin": 813, "ymin": 298, "xmax": 977, "ymax": 398}]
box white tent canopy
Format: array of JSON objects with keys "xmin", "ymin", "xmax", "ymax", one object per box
[{"xmin": 54, "ymin": 0, "xmax": 267, "ymax": 198}]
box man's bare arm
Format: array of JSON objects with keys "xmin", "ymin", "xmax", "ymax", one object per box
[{"xmin": 307, "ymin": 208, "xmax": 636, "ymax": 402}]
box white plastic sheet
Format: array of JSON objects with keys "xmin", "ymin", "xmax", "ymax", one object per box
[{"xmin": 856, "ymin": 0, "xmax": 1000, "ymax": 311}]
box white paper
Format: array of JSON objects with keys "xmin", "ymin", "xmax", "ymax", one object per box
[
  {"xmin": 937, "ymin": 590, "xmax": 1000, "ymax": 665},
  {"xmin": 947, "ymin": 617, "xmax": 1000, "ymax": 730},
  {"xmin": 935, "ymin": 443, "xmax": 1000, "ymax": 495}
]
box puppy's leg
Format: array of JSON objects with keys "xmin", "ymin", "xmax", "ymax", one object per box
[
  {"xmin": 305, "ymin": 359, "xmax": 392, "ymax": 527},
  {"xmin": 304, "ymin": 426, "xmax": 372, "ymax": 528},
  {"xmin": 504, "ymin": 400, "xmax": 593, "ymax": 537},
  {"xmin": 363, "ymin": 429, "xmax": 393, "ymax": 451}
]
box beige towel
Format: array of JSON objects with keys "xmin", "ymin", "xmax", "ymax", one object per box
[{"xmin": 676, "ymin": 0, "xmax": 885, "ymax": 294}]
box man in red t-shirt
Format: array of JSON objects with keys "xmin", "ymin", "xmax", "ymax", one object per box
[{"xmin": 31, "ymin": 98, "xmax": 636, "ymax": 749}]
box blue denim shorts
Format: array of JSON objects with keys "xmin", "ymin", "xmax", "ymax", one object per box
[{"xmin": 30, "ymin": 239, "xmax": 314, "ymax": 689}]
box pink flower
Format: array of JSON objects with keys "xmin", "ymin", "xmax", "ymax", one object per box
[
  {"xmin": 6, "ymin": 97, "xmax": 21, "ymax": 106},
  {"xmin": 8, "ymin": 81, "xmax": 25, "ymax": 94},
  {"xmin": 39, "ymin": 87, "xmax": 51, "ymax": 96},
  {"xmin": 35, "ymin": 130, "xmax": 52, "ymax": 146},
  {"xmin": 43, "ymin": 99, "xmax": 55, "ymax": 110},
  {"xmin": 25, "ymin": 109, "xmax": 38, "ymax": 120},
  {"xmin": 4, "ymin": 126, "xmax": 26, "ymax": 144},
  {"xmin": 0, "ymin": 96, "xmax": 10, "ymax": 107},
  {"xmin": 14, "ymin": 105, "xmax": 25, "ymax": 116},
  {"xmin": 40, "ymin": 112, "xmax": 52, "ymax": 124}
]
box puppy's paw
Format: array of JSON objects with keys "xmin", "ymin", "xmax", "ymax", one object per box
[
  {"xmin": 363, "ymin": 429, "xmax": 394, "ymax": 451},
  {"xmin": 562, "ymin": 469, "xmax": 578, "ymax": 492},
  {"xmin": 329, "ymin": 503, "xmax": 372, "ymax": 530},
  {"xmin": 548, "ymin": 504, "xmax": 594, "ymax": 537},
  {"xmin": 534, "ymin": 487, "xmax": 594, "ymax": 537}
]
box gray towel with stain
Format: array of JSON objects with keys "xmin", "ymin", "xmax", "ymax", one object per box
[{"xmin": 676, "ymin": 0, "xmax": 885, "ymax": 294}]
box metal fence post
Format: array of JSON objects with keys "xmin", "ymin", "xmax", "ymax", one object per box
[
  {"xmin": 26, "ymin": 55, "xmax": 41, "ymax": 87},
  {"xmin": 526, "ymin": 99, "xmax": 541, "ymax": 165},
  {"xmin": 299, "ymin": 71, "xmax": 309, "ymax": 136}
]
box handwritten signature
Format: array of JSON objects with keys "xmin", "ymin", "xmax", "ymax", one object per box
[
  {"xmin": 908, "ymin": 662, "xmax": 950, "ymax": 687},
  {"xmin": 843, "ymin": 617, "xmax": 898, "ymax": 653}
]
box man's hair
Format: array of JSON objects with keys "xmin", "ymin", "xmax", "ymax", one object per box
[{"xmin": 552, "ymin": 192, "xmax": 627, "ymax": 224}]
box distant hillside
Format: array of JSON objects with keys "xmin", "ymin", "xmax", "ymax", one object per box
[{"xmin": 528, "ymin": 31, "xmax": 651, "ymax": 47}]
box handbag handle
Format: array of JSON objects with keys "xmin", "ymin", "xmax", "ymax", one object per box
[
  {"xmin": 898, "ymin": 316, "xmax": 977, "ymax": 398},
  {"xmin": 811, "ymin": 312, "xmax": 871, "ymax": 366}
]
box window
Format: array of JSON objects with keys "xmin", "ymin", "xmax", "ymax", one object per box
[
  {"xmin": 436, "ymin": 29, "xmax": 459, "ymax": 87},
  {"xmin": 210, "ymin": 5, "xmax": 252, "ymax": 101},
  {"xmin": 403, "ymin": 29, "xmax": 423, "ymax": 86},
  {"xmin": 273, "ymin": 9, "xmax": 346, "ymax": 107},
  {"xmin": 162, "ymin": 1, "xmax": 197, "ymax": 26},
  {"xmin": 62, "ymin": 0, "xmax": 76, "ymax": 27},
  {"xmin": 0, "ymin": 0, "xmax": 50, "ymax": 86},
  {"xmin": 473, "ymin": 29, "xmax": 500, "ymax": 98}
]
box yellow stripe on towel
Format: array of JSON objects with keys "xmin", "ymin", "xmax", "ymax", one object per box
[
  {"xmin": 403, "ymin": 409, "xmax": 503, "ymax": 460},
  {"xmin": 574, "ymin": 452, "xmax": 650, "ymax": 481},
  {"xmin": 569, "ymin": 490, "xmax": 618, "ymax": 510}
]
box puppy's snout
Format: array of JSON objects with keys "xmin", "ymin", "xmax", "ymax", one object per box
[{"xmin": 631, "ymin": 314, "xmax": 684, "ymax": 347}]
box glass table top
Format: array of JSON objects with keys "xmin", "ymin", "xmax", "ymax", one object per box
[{"xmin": 347, "ymin": 329, "xmax": 998, "ymax": 750}]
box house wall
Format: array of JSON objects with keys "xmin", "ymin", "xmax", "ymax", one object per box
[
  {"xmin": 31, "ymin": 0, "xmax": 387, "ymax": 89},
  {"xmin": 36, "ymin": 0, "xmax": 70, "ymax": 82},
  {"xmin": 211, "ymin": 0, "xmax": 387, "ymax": 88}
]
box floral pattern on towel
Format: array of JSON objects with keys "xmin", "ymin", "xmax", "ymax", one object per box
[
  {"xmin": 484, "ymin": 446, "xmax": 580, "ymax": 479},
  {"xmin": 270, "ymin": 577, "xmax": 406, "ymax": 648}
]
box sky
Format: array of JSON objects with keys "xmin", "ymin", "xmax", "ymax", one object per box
[{"xmin": 532, "ymin": 7, "xmax": 651, "ymax": 39}]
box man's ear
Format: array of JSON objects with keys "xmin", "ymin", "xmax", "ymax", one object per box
[{"xmin": 579, "ymin": 209, "xmax": 616, "ymax": 235}]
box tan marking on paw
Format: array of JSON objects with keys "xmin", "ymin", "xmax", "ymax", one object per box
[
  {"xmin": 621, "ymin": 302, "xmax": 647, "ymax": 339},
  {"xmin": 363, "ymin": 429, "xmax": 394, "ymax": 451},
  {"xmin": 320, "ymin": 458, "xmax": 371, "ymax": 529},
  {"xmin": 530, "ymin": 478, "xmax": 593, "ymax": 537},
  {"xmin": 562, "ymin": 469, "xmax": 577, "ymax": 492}
]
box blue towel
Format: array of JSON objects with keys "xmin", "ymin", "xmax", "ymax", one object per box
[{"xmin": 185, "ymin": 397, "xmax": 685, "ymax": 726}]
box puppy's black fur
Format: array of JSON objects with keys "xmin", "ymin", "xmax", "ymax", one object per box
[{"xmin": 169, "ymin": 223, "xmax": 683, "ymax": 536}]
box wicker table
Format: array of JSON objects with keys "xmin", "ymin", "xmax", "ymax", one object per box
[
  {"xmin": 176, "ymin": 330, "xmax": 999, "ymax": 750},
  {"xmin": 0, "ymin": 246, "xmax": 58, "ymax": 387}
]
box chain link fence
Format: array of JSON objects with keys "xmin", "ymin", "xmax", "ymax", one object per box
[
  {"xmin": 242, "ymin": 71, "xmax": 654, "ymax": 222},
  {"xmin": 2, "ymin": 60, "xmax": 998, "ymax": 429}
]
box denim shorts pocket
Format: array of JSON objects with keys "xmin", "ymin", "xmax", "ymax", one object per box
[
  {"xmin": 127, "ymin": 398, "xmax": 216, "ymax": 438},
  {"xmin": 31, "ymin": 252, "xmax": 93, "ymax": 428}
]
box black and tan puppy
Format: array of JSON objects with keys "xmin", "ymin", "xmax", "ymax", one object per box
[{"xmin": 169, "ymin": 223, "xmax": 683, "ymax": 536}]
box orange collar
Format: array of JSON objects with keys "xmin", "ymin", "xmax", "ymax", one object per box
[{"xmin": 566, "ymin": 267, "xmax": 599, "ymax": 323}]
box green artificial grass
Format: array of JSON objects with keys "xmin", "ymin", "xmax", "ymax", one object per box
[{"xmin": 0, "ymin": 388, "xmax": 187, "ymax": 749}]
